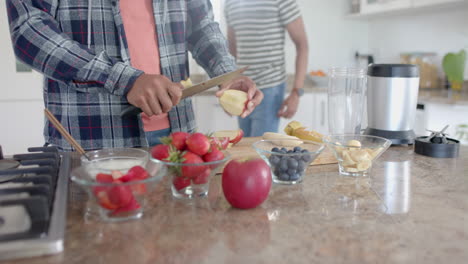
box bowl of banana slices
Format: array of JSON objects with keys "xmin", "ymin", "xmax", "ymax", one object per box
[{"xmin": 324, "ymin": 134, "xmax": 391, "ymax": 177}]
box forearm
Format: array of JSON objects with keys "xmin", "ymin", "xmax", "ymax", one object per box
[
  {"xmin": 6, "ymin": 0, "xmax": 142, "ymax": 96},
  {"xmin": 293, "ymin": 41, "xmax": 308, "ymax": 89},
  {"xmin": 187, "ymin": 0, "xmax": 236, "ymax": 77}
]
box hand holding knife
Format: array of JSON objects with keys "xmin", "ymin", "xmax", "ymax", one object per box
[{"xmin": 121, "ymin": 66, "xmax": 249, "ymax": 118}]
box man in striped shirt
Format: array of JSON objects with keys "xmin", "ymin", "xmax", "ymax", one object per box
[
  {"xmin": 6, "ymin": 0, "xmax": 263, "ymax": 151},
  {"xmin": 225, "ymin": 0, "xmax": 308, "ymax": 137}
]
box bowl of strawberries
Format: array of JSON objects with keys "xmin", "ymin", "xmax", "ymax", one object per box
[
  {"xmin": 150, "ymin": 132, "xmax": 231, "ymax": 199},
  {"xmin": 71, "ymin": 148, "xmax": 165, "ymax": 222}
]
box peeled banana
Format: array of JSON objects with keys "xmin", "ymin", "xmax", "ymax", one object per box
[
  {"xmin": 262, "ymin": 132, "xmax": 303, "ymax": 147},
  {"xmin": 284, "ymin": 121, "xmax": 323, "ymax": 143}
]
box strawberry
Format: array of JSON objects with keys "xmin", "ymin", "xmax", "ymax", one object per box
[
  {"xmin": 162, "ymin": 132, "xmax": 190, "ymax": 150},
  {"xmin": 118, "ymin": 166, "xmax": 149, "ymax": 195},
  {"xmin": 210, "ymin": 137, "xmax": 230, "ymax": 150},
  {"xmin": 151, "ymin": 144, "xmax": 171, "ymax": 160},
  {"xmin": 186, "ymin": 133, "xmax": 210, "ymax": 156},
  {"xmin": 111, "ymin": 198, "xmax": 141, "ymax": 215},
  {"xmin": 203, "ymin": 148, "xmax": 225, "ymax": 163},
  {"xmin": 108, "ymin": 183, "xmax": 134, "ymax": 207},
  {"xmin": 95, "ymin": 191, "xmax": 119, "ymax": 210},
  {"xmin": 192, "ymin": 168, "xmax": 211, "ymax": 185},
  {"xmin": 181, "ymin": 151, "xmax": 206, "ymax": 178},
  {"xmin": 96, "ymin": 173, "xmax": 113, "ymax": 183},
  {"xmin": 173, "ymin": 176, "xmax": 191, "ymax": 191}
]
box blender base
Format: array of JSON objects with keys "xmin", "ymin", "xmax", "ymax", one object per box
[{"xmin": 364, "ymin": 128, "xmax": 415, "ymax": 145}]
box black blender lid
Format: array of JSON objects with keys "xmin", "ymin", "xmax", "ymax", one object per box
[
  {"xmin": 368, "ymin": 64, "xmax": 419, "ymax": 78},
  {"xmin": 414, "ymin": 126, "xmax": 460, "ymax": 158}
]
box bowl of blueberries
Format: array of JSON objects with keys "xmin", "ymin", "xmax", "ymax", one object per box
[{"xmin": 252, "ymin": 139, "xmax": 325, "ymax": 184}]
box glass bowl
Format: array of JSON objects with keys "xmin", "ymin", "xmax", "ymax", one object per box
[
  {"xmin": 71, "ymin": 148, "xmax": 165, "ymax": 222},
  {"xmin": 323, "ymin": 134, "xmax": 392, "ymax": 177},
  {"xmin": 150, "ymin": 153, "xmax": 231, "ymax": 199},
  {"xmin": 252, "ymin": 139, "xmax": 325, "ymax": 185}
]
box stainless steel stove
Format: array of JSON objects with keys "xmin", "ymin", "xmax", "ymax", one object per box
[{"xmin": 0, "ymin": 146, "xmax": 70, "ymax": 260}]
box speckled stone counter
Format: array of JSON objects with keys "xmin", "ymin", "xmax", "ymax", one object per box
[{"xmin": 3, "ymin": 143, "xmax": 468, "ymax": 264}]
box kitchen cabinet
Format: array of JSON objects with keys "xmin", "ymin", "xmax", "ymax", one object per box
[
  {"xmin": 192, "ymin": 95, "xmax": 239, "ymax": 133},
  {"xmin": 423, "ymin": 103, "xmax": 468, "ymax": 143},
  {"xmin": 360, "ymin": 0, "xmax": 412, "ymax": 14},
  {"xmin": 412, "ymin": 0, "xmax": 466, "ymax": 8},
  {"xmin": 349, "ymin": 0, "xmax": 468, "ymax": 18}
]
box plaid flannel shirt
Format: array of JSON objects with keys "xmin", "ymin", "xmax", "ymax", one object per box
[{"xmin": 6, "ymin": 0, "xmax": 236, "ymax": 151}]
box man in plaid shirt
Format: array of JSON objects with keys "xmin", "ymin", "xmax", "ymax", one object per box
[{"xmin": 6, "ymin": 0, "xmax": 263, "ymax": 151}]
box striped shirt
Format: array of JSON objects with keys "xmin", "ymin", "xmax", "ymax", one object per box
[
  {"xmin": 225, "ymin": 0, "xmax": 301, "ymax": 89},
  {"xmin": 6, "ymin": 0, "xmax": 236, "ymax": 151}
]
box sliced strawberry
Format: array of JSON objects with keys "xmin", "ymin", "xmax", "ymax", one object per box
[
  {"xmin": 151, "ymin": 144, "xmax": 170, "ymax": 160},
  {"xmin": 130, "ymin": 183, "xmax": 147, "ymax": 195},
  {"xmin": 95, "ymin": 191, "xmax": 119, "ymax": 210},
  {"xmin": 210, "ymin": 137, "xmax": 230, "ymax": 150},
  {"xmin": 127, "ymin": 166, "xmax": 149, "ymax": 180},
  {"xmin": 186, "ymin": 133, "xmax": 210, "ymax": 156},
  {"xmin": 96, "ymin": 173, "xmax": 113, "ymax": 183},
  {"xmin": 173, "ymin": 176, "xmax": 191, "ymax": 191},
  {"xmin": 192, "ymin": 168, "xmax": 211, "ymax": 185},
  {"xmin": 111, "ymin": 170, "xmax": 123, "ymax": 180},
  {"xmin": 111, "ymin": 198, "xmax": 141, "ymax": 215},
  {"xmin": 108, "ymin": 184, "xmax": 133, "ymax": 207}
]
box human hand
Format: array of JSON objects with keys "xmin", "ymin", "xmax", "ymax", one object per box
[
  {"xmin": 127, "ymin": 74, "xmax": 183, "ymax": 116},
  {"xmin": 277, "ymin": 92, "xmax": 299, "ymax": 119},
  {"xmin": 216, "ymin": 76, "xmax": 263, "ymax": 118}
]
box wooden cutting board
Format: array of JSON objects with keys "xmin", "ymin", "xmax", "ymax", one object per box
[{"xmin": 226, "ymin": 137, "xmax": 337, "ymax": 166}]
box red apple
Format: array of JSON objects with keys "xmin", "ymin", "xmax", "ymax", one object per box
[
  {"xmin": 222, "ymin": 158, "xmax": 271, "ymax": 209},
  {"xmin": 213, "ymin": 129, "xmax": 244, "ymax": 145}
]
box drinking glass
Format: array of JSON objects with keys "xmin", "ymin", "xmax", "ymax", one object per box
[{"xmin": 328, "ymin": 67, "xmax": 367, "ymax": 135}]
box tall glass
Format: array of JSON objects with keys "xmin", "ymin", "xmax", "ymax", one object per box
[{"xmin": 328, "ymin": 67, "xmax": 367, "ymax": 135}]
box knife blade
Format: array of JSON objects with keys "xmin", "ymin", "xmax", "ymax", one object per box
[{"xmin": 120, "ymin": 66, "xmax": 248, "ymax": 118}]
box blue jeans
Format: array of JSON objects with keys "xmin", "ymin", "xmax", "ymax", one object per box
[
  {"xmin": 238, "ymin": 82, "xmax": 286, "ymax": 137},
  {"xmin": 145, "ymin": 128, "xmax": 171, "ymax": 146}
]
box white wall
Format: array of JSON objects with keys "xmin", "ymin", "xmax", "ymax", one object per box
[
  {"xmin": 0, "ymin": 3, "xmax": 45, "ymax": 156},
  {"xmin": 368, "ymin": 6, "xmax": 468, "ymax": 78},
  {"xmin": 286, "ymin": 0, "xmax": 369, "ymax": 72}
]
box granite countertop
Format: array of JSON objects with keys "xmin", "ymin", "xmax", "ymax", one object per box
[{"xmin": 4, "ymin": 142, "xmax": 468, "ymax": 264}]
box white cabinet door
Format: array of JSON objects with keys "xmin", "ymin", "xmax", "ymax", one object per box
[
  {"xmin": 424, "ymin": 103, "xmax": 468, "ymax": 144},
  {"xmin": 360, "ymin": 0, "xmax": 412, "ymax": 14},
  {"xmin": 412, "ymin": 0, "xmax": 465, "ymax": 8},
  {"xmin": 313, "ymin": 93, "xmax": 329, "ymax": 135},
  {"xmin": 279, "ymin": 93, "xmax": 317, "ymax": 133},
  {"xmin": 192, "ymin": 95, "xmax": 238, "ymax": 133}
]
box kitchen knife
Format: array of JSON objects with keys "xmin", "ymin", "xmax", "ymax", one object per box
[{"xmin": 121, "ymin": 66, "xmax": 248, "ymax": 118}]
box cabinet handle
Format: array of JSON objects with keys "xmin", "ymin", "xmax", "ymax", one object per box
[{"xmin": 321, "ymin": 101, "xmax": 325, "ymax": 126}]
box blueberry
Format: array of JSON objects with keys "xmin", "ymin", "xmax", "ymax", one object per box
[
  {"xmin": 269, "ymin": 155, "xmax": 280, "ymax": 165},
  {"xmin": 279, "ymin": 173, "xmax": 289, "ymax": 181},
  {"xmin": 287, "ymin": 168, "xmax": 297, "ymax": 176},
  {"xmin": 280, "ymin": 157, "xmax": 288, "ymax": 172},
  {"xmin": 287, "ymin": 158, "xmax": 298, "ymax": 169},
  {"xmin": 274, "ymin": 168, "xmax": 281, "ymax": 176},
  {"xmin": 302, "ymin": 154, "xmax": 312, "ymax": 162},
  {"xmin": 280, "ymin": 147, "xmax": 287, "ymax": 153},
  {"xmin": 290, "ymin": 173, "xmax": 301, "ymax": 181},
  {"xmin": 271, "ymin": 147, "xmax": 280, "ymax": 153},
  {"xmin": 294, "ymin": 146, "xmax": 302, "ymax": 152},
  {"xmin": 287, "ymin": 150, "xmax": 294, "ymax": 154},
  {"xmin": 301, "ymin": 149, "xmax": 308, "ymax": 153},
  {"xmin": 297, "ymin": 160, "xmax": 306, "ymax": 172}
]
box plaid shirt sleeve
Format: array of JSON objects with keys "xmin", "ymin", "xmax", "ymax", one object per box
[
  {"xmin": 6, "ymin": 0, "xmax": 143, "ymax": 96},
  {"xmin": 186, "ymin": 0, "xmax": 236, "ymax": 78}
]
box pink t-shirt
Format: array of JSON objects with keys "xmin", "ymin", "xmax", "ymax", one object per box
[{"xmin": 120, "ymin": 0, "xmax": 170, "ymax": 132}]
